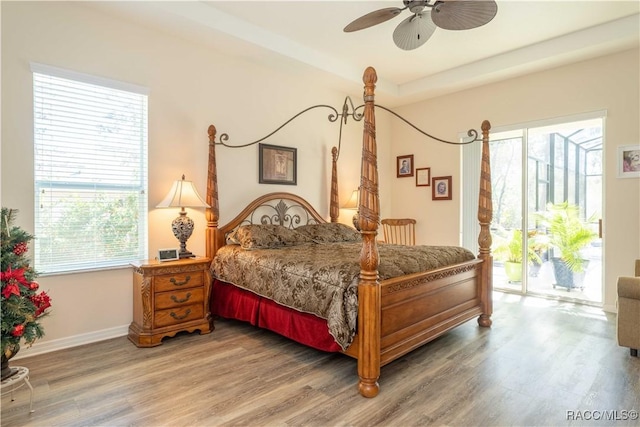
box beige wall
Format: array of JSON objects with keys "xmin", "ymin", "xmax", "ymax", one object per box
[
  {"xmin": 390, "ymin": 49, "xmax": 640, "ymax": 311},
  {"xmin": 1, "ymin": 2, "xmax": 391, "ymax": 357},
  {"xmin": 2, "ymin": 2, "xmax": 637, "ymax": 356}
]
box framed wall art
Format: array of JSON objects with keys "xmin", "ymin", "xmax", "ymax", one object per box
[
  {"xmin": 259, "ymin": 143, "xmax": 297, "ymax": 185},
  {"xmin": 416, "ymin": 167, "xmax": 431, "ymax": 186},
  {"xmin": 432, "ymin": 176, "xmax": 452, "ymax": 200},
  {"xmin": 397, "ymin": 154, "xmax": 414, "ymax": 177},
  {"xmin": 617, "ymin": 144, "xmax": 640, "ymax": 178}
]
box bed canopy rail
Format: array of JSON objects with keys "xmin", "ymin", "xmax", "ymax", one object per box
[{"xmin": 206, "ymin": 94, "xmax": 484, "ymax": 258}]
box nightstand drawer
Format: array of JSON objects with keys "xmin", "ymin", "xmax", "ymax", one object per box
[
  {"xmin": 155, "ymin": 288, "xmax": 204, "ymax": 310},
  {"xmin": 155, "ymin": 271, "xmax": 204, "ymax": 292},
  {"xmin": 155, "ymin": 304, "xmax": 204, "ymax": 328}
]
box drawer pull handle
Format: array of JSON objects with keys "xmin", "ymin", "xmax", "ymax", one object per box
[
  {"xmin": 170, "ymin": 308, "xmax": 191, "ymax": 320},
  {"xmin": 170, "ymin": 275, "xmax": 191, "ymax": 286},
  {"xmin": 171, "ymin": 293, "xmax": 192, "ymax": 304}
]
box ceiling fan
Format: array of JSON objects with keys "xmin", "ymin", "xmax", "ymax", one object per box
[{"xmin": 344, "ymin": 0, "xmax": 498, "ymax": 51}]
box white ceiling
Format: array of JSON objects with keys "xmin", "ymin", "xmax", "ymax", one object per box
[{"xmin": 89, "ymin": 0, "xmax": 640, "ymax": 106}]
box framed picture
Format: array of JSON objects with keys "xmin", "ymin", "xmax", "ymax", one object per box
[
  {"xmin": 397, "ymin": 154, "xmax": 414, "ymax": 177},
  {"xmin": 617, "ymin": 144, "xmax": 640, "ymax": 178},
  {"xmin": 259, "ymin": 143, "xmax": 297, "ymax": 185},
  {"xmin": 432, "ymin": 176, "xmax": 452, "ymax": 200},
  {"xmin": 416, "ymin": 167, "xmax": 431, "ymax": 186}
]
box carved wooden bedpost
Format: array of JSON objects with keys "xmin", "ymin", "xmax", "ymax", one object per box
[
  {"xmin": 330, "ymin": 146, "xmax": 339, "ymax": 223},
  {"xmin": 206, "ymin": 125, "xmax": 220, "ymax": 260},
  {"xmin": 477, "ymin": 120, "xmax": 493, "ymax": 327},
  {"xmin": 357, "ymin": 66, "xmax": 381, "ymax": 398}
]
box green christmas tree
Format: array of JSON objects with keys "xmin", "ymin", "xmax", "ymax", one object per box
[{"xmin": 1, "ymin": 208, "xmax": 52, "ymax": 379}]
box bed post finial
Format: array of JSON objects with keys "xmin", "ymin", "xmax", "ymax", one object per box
[
  {"xmin": 363, "ymin": 66, "xmax": 377, "ymax": 86},
  {"xmin": 207, "ymin": 124, "xmax": 220, "ymax": 260},
  {"xmin": 330, "ymin": 146, "xmax": 339, "ymax": 223},
  {"xmin": 478, "ymin": 119, "xmax": 493, "ymax": 327},
  {"xmin": 357, "ymin": 66, "xmax": 381, "ymax": 398}
]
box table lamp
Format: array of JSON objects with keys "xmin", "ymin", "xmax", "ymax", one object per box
[
  {"xmin": 342, "ymin": 189, "xmax": 360, "ymax": 230},
  {"xmin": 156, "ymin": 174, "xmax": 210, "ymax": 258}
]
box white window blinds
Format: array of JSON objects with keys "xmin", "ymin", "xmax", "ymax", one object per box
[{"xmin": 32, "ymin": 64, "xmax": 148, "ymax": 274}]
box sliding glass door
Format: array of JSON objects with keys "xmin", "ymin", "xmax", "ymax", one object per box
[{"xmin": 467, "ymin": 116, "xmax": 603, "ymax": 304}]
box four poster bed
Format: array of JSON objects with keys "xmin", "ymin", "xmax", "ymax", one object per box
[{"xmin": 204, "ymin": 66, "xmax": 493, "ymax": 398}]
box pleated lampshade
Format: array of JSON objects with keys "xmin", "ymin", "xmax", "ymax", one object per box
[{"xmin": 156, "ymin": 175, "xmax": 209, "ymax": 209}]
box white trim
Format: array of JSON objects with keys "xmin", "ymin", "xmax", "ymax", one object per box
[
  {"xmin": 488, "ymin": 110, "xmax": 608, "ymax": 135},
  {"xmin": 12, "ymin": 325, "xmax": 129, "ymax": 360},
  {"xmin": 30, "ymin": 62, "xmax": 149, "ymax": 95}
]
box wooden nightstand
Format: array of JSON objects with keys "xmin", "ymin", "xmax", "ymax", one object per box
[{"xmin": 128, "ymin": 257, "xmax": 213, "ymax": 347}]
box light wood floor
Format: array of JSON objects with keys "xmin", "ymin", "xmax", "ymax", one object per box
[{"xmin": 2, "ymin": 292, "xmax": 639, "ymax": 427}]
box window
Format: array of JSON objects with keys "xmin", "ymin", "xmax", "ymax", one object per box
[{"xmin": 32, "ymin": 64, "xmax": 148, "ymax": 274}]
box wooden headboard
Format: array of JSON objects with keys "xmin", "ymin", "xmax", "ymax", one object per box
[{"xmin": 211, "ymin": 192, "xmax": 328, "ymax": 255}]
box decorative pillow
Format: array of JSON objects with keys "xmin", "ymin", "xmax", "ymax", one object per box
[
  {"xmin": 296, "ymin": 223, "xmax": 361, "ymax": 243},
  {"xmin": 227, "ymin": 224, "xmax": 312, "ymax": 250}
]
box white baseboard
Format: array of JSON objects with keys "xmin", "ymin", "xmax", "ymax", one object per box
[
  {"xmin": 12, "ymin": 325, "xmax": 129, "ymax": 360},
  {"xmin": 602, "ymin": 303, "xmax": 617, "ymax": 314}
]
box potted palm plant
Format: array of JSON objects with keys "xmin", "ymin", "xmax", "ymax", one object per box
[
  {"xmin": 493, "ymin": 229, "xmax": 545, "ymax": 282},
  {"xmin": 536, "ymin": 202, "xmax": 597, "ymax": 290}
]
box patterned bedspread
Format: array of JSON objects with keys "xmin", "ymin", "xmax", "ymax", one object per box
[{"xmin": 210, "ymin": 242, "xmax": 475, "ymax": 350}]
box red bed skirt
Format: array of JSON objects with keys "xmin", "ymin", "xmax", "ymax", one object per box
[{"xmin": 211, "ymin": 279, "xmax": 343, "ymax": 352}]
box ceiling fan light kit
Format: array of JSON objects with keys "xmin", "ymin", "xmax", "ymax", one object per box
[{"xmin": 345, "ymin": 0, "xmax": 498, "ymax": 51}]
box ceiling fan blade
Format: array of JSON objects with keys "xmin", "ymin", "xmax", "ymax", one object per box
[
  {"xmin": 393, "ymin": 12, "xmax": 437, "ymax": 51},
  {"xmin": 431, "ymin": 0, "xmax": 498, "ymax": 31},
  {"xmin": 344, "ymin": 7, "xmax": 404, "ymax": 32}
]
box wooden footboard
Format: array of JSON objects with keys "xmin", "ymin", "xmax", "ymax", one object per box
[{"xmin": 344, "ymin": 259, "xmax": 483, "ymax": 365}]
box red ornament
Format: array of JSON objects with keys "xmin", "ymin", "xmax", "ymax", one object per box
[
  {"xmin": 13, "ymin": 242, "xmax": 28, "ymax": 256},
  {"xmin": 31, "ymin": 292, "xmax": 52, "ymax": 317},
  {"xmin": 29, "ymin": 281, "xmax": 39, "ymax": 291},
  {"xmin": 11, "ymin": 324, "xmax": 25, "ymax": 337}
]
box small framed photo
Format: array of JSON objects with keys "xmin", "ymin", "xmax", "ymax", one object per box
[
  {"xmin": 416, "ymin": 167, "xmax": 431, "ymax": 187},
  {"xmin": 618, "ymin": 144, "xmax": 640, "ymax": 178},
  {"xmin": 158, "ymin": 248, "xmax": 179, "ymax": 262},
  {"xmin": 397, "ymin": 154, "xmax": 414, "ymax": 177},
  {"xmin": 259, "ymin": 143, "xmax": 297, "ymax": 185},
  {"xmin": 432, "ymin": 176, "xmax": 452, "ymax": 200}
]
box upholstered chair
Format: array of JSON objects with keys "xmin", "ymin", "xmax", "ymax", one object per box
[{"xmin": 617, "ymin": 259, "xmax": 640, "ymax": 357}]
